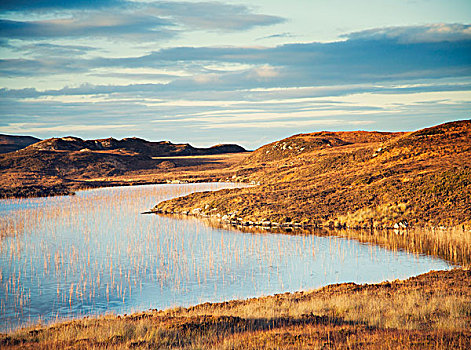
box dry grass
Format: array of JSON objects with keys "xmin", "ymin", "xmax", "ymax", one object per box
[
  {"xmin": 1, "ymin": 269, "xmax": 470, "ymax": 349},
  {"xmin": 328, "ymin": 226, "xmax": 471, "ymax": 266}
]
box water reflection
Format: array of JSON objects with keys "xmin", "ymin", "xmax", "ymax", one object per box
[
  {"xmin": 200, "ymin": 219, "xmax": 469, "ymax": 266},
  {"xmin": 0, "ymin": 183, "xmax": 452, "ymax": 331}
]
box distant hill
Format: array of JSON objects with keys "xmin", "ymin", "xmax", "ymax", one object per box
[
  {"xmin": 0, "ymin": 134, "xmax": 41, "ymax": 154},
  {"xmin": 155, "ymin": 120, "xmax": 471, "ymax": 229},
  {"xmin": 26, "ymin": 136, "xmax": 246, "ymax": 156},
  {"xmin": 0, "ymin": 136, "xmax": 247, "ymax": 198}
]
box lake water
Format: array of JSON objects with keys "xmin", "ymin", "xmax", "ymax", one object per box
[{"xmin": 0, "ymin": 183, "xmax": 452, "ymax": 331}]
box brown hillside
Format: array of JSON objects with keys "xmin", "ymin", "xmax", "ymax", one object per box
[
  {"xmin": 245, "ymin": 131, "xmax": 398, "ymax": 163},
  {"xmin": 26, "ymin": 136, "xmax": 246, "ymax": 157},
  {"xmin": 0, "ymin": 134, "xmax": 41, "ymax": 154},
  {"xmin": 155, "ymin": 120, "xmax": 471, "ymax": 229},
  {"xmin": 0, "ymin": 136, "xmax": 248, "ymax": 198}
]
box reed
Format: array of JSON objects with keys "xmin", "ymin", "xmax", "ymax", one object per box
[
  {"xmin": 0, "ymin": 182, "xmax": 468, "ymax": 349},
  {"xmin": 327, "ymin": 226, "xmax": 471, "ymax": 266},
  {"xmin": 1, "ymin": 269, "xmax": 469, "ymax": 349}
]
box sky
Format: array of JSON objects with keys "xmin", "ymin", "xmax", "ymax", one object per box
[{"xmin": 0, "ymin": 0, "xmax": 470, "ymax": 149}]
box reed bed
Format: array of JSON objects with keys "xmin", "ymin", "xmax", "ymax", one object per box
[
  {"xmin": 1, "ymin": 269, "xmax": 469, "ymax": 349},
  {"xmin": 0, "ymin": 183, "xmax": 451, "ymax": 333},
  {"xmin": 325, "ymin": 226, "xmax": 471, "ymax": 266},
  {"xmin": 200, "ymin": 221, "xmax": 471, "ymax": 266}
]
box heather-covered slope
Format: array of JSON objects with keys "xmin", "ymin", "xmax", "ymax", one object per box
[{"xmin": 154, "ymin": 120, "xmax": 471, "ymax": 229}]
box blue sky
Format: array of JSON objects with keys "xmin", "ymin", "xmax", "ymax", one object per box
[{"xmin": 0, "ymin": 0, "xmax": 470, "ymax": 148}]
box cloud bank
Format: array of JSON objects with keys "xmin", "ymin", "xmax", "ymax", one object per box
[{"xmin": 0, "ymin": 0, "xmax": 470, "ymax": 149}]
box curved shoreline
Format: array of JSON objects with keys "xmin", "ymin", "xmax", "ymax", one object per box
[
  {"xmin": 150, "ymin": 207, "xmax": 471, "ymax": 266},
  {"xmin": 1, "ymin": 182, "xmax": 469, "ymax": 348},
  {"xmin": 2, "ymin": 268, "xmax": 470, "ymax": 349}
]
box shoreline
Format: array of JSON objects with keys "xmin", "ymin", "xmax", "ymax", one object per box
[
  {"xmin": 2, "ymin": 268, "xmax": 469, "ymax": 349},
  {"xmin": 148, "ymin": 211, "xmax": 471, "ymax": 267},
  {"xmin": 0, "ymin": 177, "xmax": 250, "ymax": 200},
  {"xmin": 1, "ymin": 182, "xmax": 469, "ymax": 348}
]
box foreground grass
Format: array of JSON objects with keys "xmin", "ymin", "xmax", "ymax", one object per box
[{"xmin": 2, "ymin": 269, "xmax": 470, "ymax": 349}]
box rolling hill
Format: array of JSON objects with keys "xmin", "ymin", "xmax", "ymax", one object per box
[
  {"xmin": 0, "ymin": 136, "xmax": 247, "ymax": 198},
  {"xmin": 0, "ymin": 134, "xmax": 41, "ymax": 154},
  {"xmin": 154, "ymin": 120, "xmax": 471, "ymax": 229}
]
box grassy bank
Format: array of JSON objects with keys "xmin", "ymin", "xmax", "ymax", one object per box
[{"xmin": 1, "ymin": 269, "xmax": 470, "ymax": 349}]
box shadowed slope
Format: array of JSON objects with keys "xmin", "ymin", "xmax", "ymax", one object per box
[{"xmin": 0, "ymin": 134, "xmax": 41, "ymax": 154}]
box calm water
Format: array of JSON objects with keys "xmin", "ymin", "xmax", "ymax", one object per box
[{"xmin": 0, "ymin": 183, "xmax": 452, "ymax": 331}]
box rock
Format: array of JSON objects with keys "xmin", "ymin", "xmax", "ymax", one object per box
[
  {"xmin": 399, "ymin": 221, "xmax": 409, "ymax": 228},
  {"xmin": 191, "ymin": 208, "xmax": 202, "ymax": 215}
]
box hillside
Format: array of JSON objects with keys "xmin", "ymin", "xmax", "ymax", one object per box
[
  {"xmin": 0, "ymin": 136, "xmax": 247, "ymax": 198},
  {"xmin": 0, "ymin": 134, "xmax": 41, "ymax": 154},
  {"xmin": 154, "ymin": 120, "xmax": 471, "ymax": 229},
  {"xmin": 26, "ymin": 136, "xmax": 245, "ymax": 156}
]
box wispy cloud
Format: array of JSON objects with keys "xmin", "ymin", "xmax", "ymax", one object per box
[
  {"xmin": 1, "ymin": 122, "xmax": 137, "ymax": 134},
  {"xmin": 344, "ymin": 23, "xmax": 471, "ymax": 43},
  {"xmin": 2, "ymin": 28, "xmax": 469, "ymax": 87},
  {"xmin": 0, "ymin": 1, "xmax": 284, "ymax": 43},
  {"xmin": 257, "ymin": 32, "xmax": 294, "ymax": 41},
  {"xmin": 0, "ymin": 14, "xmax": 176, "ymax": 40},
  {"xmin": 0, "ymin": 0, "xmax": 125, "ymax": 12}
]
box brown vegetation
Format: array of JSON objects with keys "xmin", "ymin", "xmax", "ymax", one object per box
[
  {"xmin": 0, "ymin": 134, "xmax": 40, "ymax": 154},
  {"xmin": 1, "ymin": 268, "xmax": 469, "ymax": 349},
  {"xmin": 1, "ymin": 121, "xmax": 470, "ymax": 349},
  {"xmin": 155, "ymin": 120, "xmax": 471, "ymax": 229},
  {"xmin": 0, "ymin": 136, "xmax": 248, "ymax": 198},
  {"xmin": 177, "ymin": 217, "xmax": 470, "ymax": 266}
]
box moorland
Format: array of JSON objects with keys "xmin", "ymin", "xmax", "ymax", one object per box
[
  {"xmin": 155, "ymin": 120, "xmax": 471, "ymax": 230},
  {"xmin": 0, "ymin": 135, "xmax": 247, "ymax": 198},
  {"xmin": 0, "ymin": 120, "xmax": 470, "ymax": 349}
]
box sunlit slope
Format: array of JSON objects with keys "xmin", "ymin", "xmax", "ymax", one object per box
[{"xmin": 155, "ymin": 120, "xmax": 471, "ymax": 228}]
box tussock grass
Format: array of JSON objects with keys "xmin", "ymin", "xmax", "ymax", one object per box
[{"xmin": 1, "ymin": 269, "xmax": 470, "ymax": 349}]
